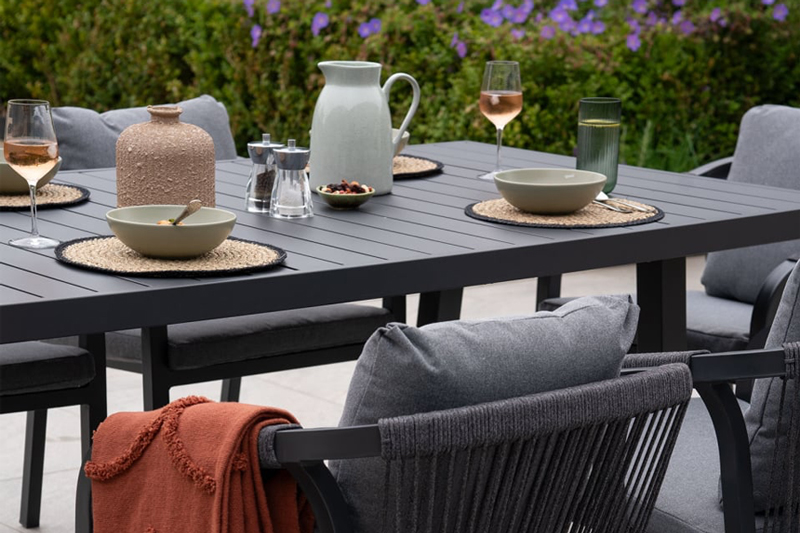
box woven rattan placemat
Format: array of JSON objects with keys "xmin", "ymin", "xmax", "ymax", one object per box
[
  {"xmin": 393, "ymin": 155, "xmax": 444, "ymax": 179},
  {"xmin": 55, "ymin": 236, "xmax": 286, "ymax": 277},
  {"xmin": 0, "ymin": 183, "xmax": 90, "ymax": 212},
  {"xmin": 466, "ymin": 198, "xmax": 664, "ymax": 228}
]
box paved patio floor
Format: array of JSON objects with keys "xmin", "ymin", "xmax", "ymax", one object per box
[{"xmin": 0, "ymin": 257, "xmax": 706, "ymax": 532}]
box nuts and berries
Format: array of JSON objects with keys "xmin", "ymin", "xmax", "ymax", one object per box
[
  {"xmin": 156, "ymin": 219, "xmax": 184, "ymax": 226},
  {"xmin": 321, "ymin": 180, "xmax": 373, "ymax": 195}
]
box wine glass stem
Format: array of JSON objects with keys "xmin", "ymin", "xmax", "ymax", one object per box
[
  {"xmin": 27, "ymin": 184, "xmax": 40, "ymax": 238},
  {"xmin": 495, "ymin": 127, "xmax": 504, "ymax": 172}
]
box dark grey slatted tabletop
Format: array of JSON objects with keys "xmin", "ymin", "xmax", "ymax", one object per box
[{"xmin": 1, "ymin": 141, "xmax": 799, "ymax": 350}]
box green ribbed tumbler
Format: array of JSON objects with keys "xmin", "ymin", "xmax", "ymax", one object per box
[{"xmin": 576, "ymin": 97, "xmax": 621, "ymax": 194}]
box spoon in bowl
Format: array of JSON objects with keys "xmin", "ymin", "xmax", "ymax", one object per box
[{"xmin": 172, "ymin": 199, "xmax": 203, "ymax": 225}]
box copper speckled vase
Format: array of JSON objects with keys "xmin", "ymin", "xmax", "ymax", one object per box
[{"xmin": 116, "ymin": 106, "xmax": 215, "ymax": 207}]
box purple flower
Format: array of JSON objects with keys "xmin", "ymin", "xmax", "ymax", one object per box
[
  {"xmin": 492, "ymin": 0, "xmax": 504, "ymax": 9},
  {"xmin": 762, "ymin": 0, "xmax": 775, "ymax": 5},
  {"xmin": 521, "ymin": 0, "xmax": 534, "ymax": 13},
  {"xmin": 559, "ymin": 0, "xmax": 578, "ymax": 10},
  {"xmin": 267, "ymin": 0, "xmax": 280, "ymax": 14},
  {"xmin": 535, "ymin": 12, "xmax": 544, "ymax": 22},
  {"xmin": 559, "ymin": 17, "xmax": 576, "ymax": 33},
  {"xmin": 628, "ymin": 18, "xmax": 641, "ymax": 33},
  {"xmin": 457, "ymin": 1, "xmax": 464, "ymax": 12},
  {"xmin": 243, "ymin": 0, "xmax": 254, "ymax": 17},
  {"xmin": 368, "ymin": 17, "xmax": 381, "ymax": 34},
  {"xmin": 626, "ymin": 33, "xmax": 641, "ymax": 51},
  {"xmin": 508, "ymin": 7, "xmax": 530, "ymax": 23},
  {"xmin": 481, "ymin": 8, "xmax": 504, "ymax": 26},
  {"xmin": 541, "ymin": 25, "xmax": 556, "ymax": 39},
  {"xmin": 671, "ymin": 10, "xmax": 683, "ymax": 24},
  {"xmin": 549, "ymin": 7, "xmax": 569, "ymax": 23},
  {"xmin": 511, "ymin": 28, "xmax": 526, "ymax": 39},
  {"xmin": 594, "ymin": 0, "xmax": 607, "ymax": 6},
  {"xmin": 709, "ymin": 7, "xmax": 721, "ymax": 22},
  {"xmin": 632, "ymin": 0, "xmax": 647, "ymax": 14},
  {"xmin": 417, "ymin": 0, "xmax": 431, "ymax": 4},
  {"xmin": 679, "ymin": 19, "xmax": 695, "ymax": 34},
  {"xmin": 456, "ymin": 41, "xmax": 467, "ymax": 58},
  {"xmin": 358, "ymin": 21, "xmax": 372, "ymax": 38},
  {"xmin": 591, "ymin": 20, "xmax": 605, "ymax": 33},
  {"xmin": 250, "ymin": 24, "xmax": 262, "ymax": 47},
  {"xmin": 450, "ymin": 31, "xmax": 459, "ymax": 47},
  {"xmin": 502, "ymin": 4, "xmax": 516, "ymax": 20},
  {"xmin": 672, "ymin": 0, "xmax": 685, "ymax": 5},
  {"xmin": 646, "ymin": 10, "xmax": 659, "ymax": 25},
  {"xmin": 311, "ymin": 12, "xmax": 329, "ymax": 36},
  {"xmin": 325, "ymin": 0, "xmax": 332, "ymax": 6},
  {"xmin": 586, "ymin": 9, "xmax": 596, "ymax": 19},
  {"xmin": 773, "ymin": 3, "xmax": 789, "ymax": 20},
  {"xmin": 577, "ymin": 16, "xmax": 592, "ymax": 33}
]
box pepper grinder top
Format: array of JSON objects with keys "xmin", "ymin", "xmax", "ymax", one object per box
[
  {"xmin": 274, "ymin": 139, "xmax": 310, "ymax": 171},
  {"xmin": 248, "ymin": 133, "xmax": 284, "ymax": 164}
]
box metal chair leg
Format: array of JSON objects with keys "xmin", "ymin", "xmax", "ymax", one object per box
[
  {"xmin": 221, "ymin": 378, "xmax": 242, "ymax": 402},
  {"xmin": 20, "ymin": 409, "xmax": 47, "ymax": 528}
]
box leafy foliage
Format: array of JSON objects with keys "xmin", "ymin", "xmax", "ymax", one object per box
[{"xmin": 1, "ymin": 0, "xmax": 797, "ymax": 171}]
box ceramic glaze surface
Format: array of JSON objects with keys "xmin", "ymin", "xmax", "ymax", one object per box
[
  {"xmin": 116, "ymin": 106, "xmax": 216, "ymax": 208},
  {"xmin": 310, "ymin": 61, "xmax": 419, "ymax": 196}
]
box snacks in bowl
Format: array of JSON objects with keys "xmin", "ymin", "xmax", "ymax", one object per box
[{"xmin": 321, "ymin": 180, "xmax": 373, "ymax": 195}]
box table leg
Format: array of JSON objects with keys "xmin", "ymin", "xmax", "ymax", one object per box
[
  {"xmin": 536, "ymin": 275, "xmax": 562, "ymax": 309},
  {"xmin": 417, "ymin": 288, "xmax": 464, "ymax": 327},
  {"xmin": 636, "ymin": 258, "xmax": 687, "ymax": 352}
]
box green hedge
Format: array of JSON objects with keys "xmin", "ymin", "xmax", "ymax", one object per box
[{"xmin": 1, "ymin": 0, "xmax": 797, "ymax": 171}]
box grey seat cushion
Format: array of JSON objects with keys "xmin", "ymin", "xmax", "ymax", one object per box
[
  {"xmin": 701, "ymin": 105, "xmax": 800, "ymax": 305},
  {"xmin": 743, "ymin": 260, "xmax": 800, "ymax": 510},
  {"xmin": 539, "ymin": 291, "xmax": 752, "ymax": 353},
  {"xmin": 103, "ymin": 303, "xmax": 393, "ymax": 370},
  {"xmin": 333, "ymin": 295, "xmax": 640, "ymax": 533},
  {"xmin": 53, "ymin": 94, "xmax": 238, "ymax": 170},
  {"xmin": 648, "ymin": 397, "xmax": 759, "ymax": 533},
  {"xmin": 685, "ymin": 290, "xmax": 751, "ymax": 353},
  {"xmin": 0, "ymin": 342, "xmax": 95, "ymax": 396}
]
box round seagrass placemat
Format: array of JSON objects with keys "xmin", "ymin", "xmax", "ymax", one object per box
[
  {"xmin": 55, "ymin": 236, "xmax": 286, "ymax": 278},
  {"xmin": 393, "ymin": 155, "xmax": 444, "ymax": 179},
  {"xmin": 0, "ymin": 183, "xmax": 90, "ymax": 212},
  {"xmin": 465, "ymin": 198, "xmax": 664, "ymax": 229}
]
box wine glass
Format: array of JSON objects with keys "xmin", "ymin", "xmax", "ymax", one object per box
[
  {"xmin": 478, "ymin": 61, "xmax": 522, "ymax": 181},
  {"xmin": 4, "ymin": 99, "xmax": 60, "ymax": 249}
]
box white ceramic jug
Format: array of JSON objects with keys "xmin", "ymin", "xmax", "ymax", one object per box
[{"xmin": 310, "ymin": 61, "xmax": 420, "ymax": 196}]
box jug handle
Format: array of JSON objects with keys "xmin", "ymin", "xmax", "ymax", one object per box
[{"xmin": 382, "ymin": 73, "xmax": 421, "ymax": 152}]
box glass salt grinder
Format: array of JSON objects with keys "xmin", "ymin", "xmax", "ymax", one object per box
[
  {"xmin": 244, "ymin": 133, "xmax": 284, "ymax": 213},
  {"xmin": 270, "ymin": 139, "xmax": 313, "ymax": 219}
]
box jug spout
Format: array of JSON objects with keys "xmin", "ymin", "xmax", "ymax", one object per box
[{"xmin": 318, "ymin": 61, "xmax": 382, "ymax": 87}]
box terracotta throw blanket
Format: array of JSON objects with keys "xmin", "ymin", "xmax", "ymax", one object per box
[{"xmin": 85, "ymin": 396, "xmax": 314, "ymax": 533}]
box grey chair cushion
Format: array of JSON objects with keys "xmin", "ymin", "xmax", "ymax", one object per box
[
  {"xmin": 539, "ymin": 291, "xmax": 752, "ymax": 353},
  {"xmin": 102, "ymin": 303, "xmax": 393, "ymax": 370},
  {"xmin": 743, "ymin": 260, "xmax": 800, "ymax": 510},
  {"xmin": 53, "ymin": 94, "xmax": 238, "ymax": 170},
  {"xmin": 0, "ymin": 342, "xmax": 95, "ymax": 396},
  {"xmin": 647, "ymin": 397, "xmax": 759, "ymax": 533},
  {"xmin": 701, "ymin": 105, "xmax": 800, "ymax": 305},
  {"xmin": 333, "ymin": 295, "xmax": 640, "ymax": 533},
  {"xmin": 685, "ymin": 290, "xmax": 751, "ymax": 353}
]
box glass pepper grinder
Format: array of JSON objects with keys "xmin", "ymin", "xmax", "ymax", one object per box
[
  {"xmin": 244, "ymin": 133, "xmax": 283, "ymax": 213},
  {"xmin": 270, "ymin": 139, "xmax": 313, "ymax": 219}
]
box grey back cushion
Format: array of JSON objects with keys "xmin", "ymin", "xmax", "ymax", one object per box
[
  {"xmin": 743, "ymin": 260, "xmax": 800, "ymax": 510},
  {"xmin": 52, "ymin": 94, "xmax": 238, "ymax": 170},
  {"xmin": 701, "ymin": 105, "xmax": 800, "ymax": 304},
  {"xmin": 332, "ymin": 295, "xmax": 639, "ymax": 533}
]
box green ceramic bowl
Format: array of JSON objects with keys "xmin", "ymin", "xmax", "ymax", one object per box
[
  {"xmin": 316, "ymin": 185, "xmax": 375, "ymax": 209},
  {"xmin": 106, "ymin": 205, "xmax": 237, "ymax": 259},
  {"xmin": 494, "ymin": 168, "xmax": 606, "ymax": 215},
  {"xmin": 0, "ymin": 157, "xmax": 62, "ymax": 194}
]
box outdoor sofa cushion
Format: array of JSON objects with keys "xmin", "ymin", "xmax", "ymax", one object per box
[
  {"xmin": 701, "ymin": 105, "xmax": 800, "ymax": 305},
  {"xmin": 53, "ymin": 94, "xmax": 238, "ymax": 170},
  {"xmin": 332, "ymin": 295, "xmax": 640, "ymax": 533},
  {"xmin": 0, "ymin": 342, "xmax": 95, "ymax": 396},
  {"xmin": 539, "ymin": 291, "xmax": 751, "ymax": 353},
  {"xmin": 52, "ymin": 304, "xmax": 394, "ymax": 371}
]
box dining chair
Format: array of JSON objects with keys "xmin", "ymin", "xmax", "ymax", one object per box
[
  {"xmin": 644, "ymin": 254, "xmax": 800, "ymax": 532},
  {"xmin": 538, "ymin": 104, "xmax": 800, "ymax": 399},
  {"xmin": 48, "ymin": 95, "xmax": 406, "ymax": 410},
  {"xmin": 0, "ymin": 336, "xmax": 105, "ymax": 531}
]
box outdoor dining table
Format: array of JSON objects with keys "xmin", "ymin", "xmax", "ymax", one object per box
[{"xmin": 1, "ymin": 141, "xmax": 799, "ymax": 360}]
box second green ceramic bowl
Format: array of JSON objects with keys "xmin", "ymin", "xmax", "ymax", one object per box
[
  {"xmin": 106, "ymin": 205, "xmax": 236, "ymax": 258},
  {"xmin": 494, "ymin": 168, "xmax": 606, "ymax": 215}
]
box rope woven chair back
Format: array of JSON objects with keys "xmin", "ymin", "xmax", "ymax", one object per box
[
  {"xmin": 763, "ymin": 341, "xmax": 800, "ymax": 532},
  {"xmin": 377, "ymin": 364, "xmax": 693, "ymax": 533}
]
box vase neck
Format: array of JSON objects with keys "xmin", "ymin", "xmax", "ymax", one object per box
[
  {"xmin": 148, "ymin": 105, "xmax": 182, "ymax": 124},
  {"xmin": 319, "ymin": 61, "xmax": 382, "ymax": 87}
]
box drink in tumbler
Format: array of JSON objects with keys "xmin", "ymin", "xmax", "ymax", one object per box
[{"xmin": 576, "ymin": 98, "xmax": 621, "ymax": 194}]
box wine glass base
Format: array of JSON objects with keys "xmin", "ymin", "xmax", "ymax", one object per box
[
  {"xmin": 477, "ymin": 170, "xmax": 497, "ymax": 181},
  {"xmin": 9, "ymin": 235, "xmax": 61, "ymax": 249}
]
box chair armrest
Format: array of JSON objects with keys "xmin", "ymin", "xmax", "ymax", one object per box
[
  {"xmin": 748, "ymin": 257, "xmax": 799, "ymax": 349},
  {"xmin": 689, "ymin": 156, "xmax": 734, "ymax": 179},
  {"xmin": 621, "ymin": 350, "xmax": 707, "ymax": 370}
]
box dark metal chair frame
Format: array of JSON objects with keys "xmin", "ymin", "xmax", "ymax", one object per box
[{"xmin": 3, "ymin": 334, "xmax": 106, "ymax": 531}]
